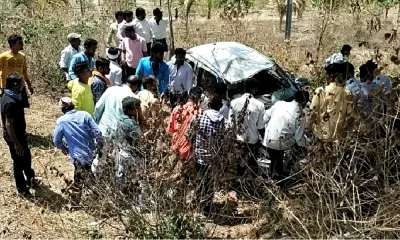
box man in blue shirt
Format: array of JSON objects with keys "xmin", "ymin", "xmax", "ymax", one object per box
[
  {"xmin": 53, "ymin": 97, "xmax": 103, "ymax": 205},
  {"xmin": 136, "ymin": 43, "xmax": 169, "ymax": 94},
  {"xmin": 68, "ymin": 39, "xmax": 98, "ymax": 79}
]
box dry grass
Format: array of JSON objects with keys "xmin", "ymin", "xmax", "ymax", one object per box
[{"xmin": 1, "ymin": 1, "xmax": 400, "ymax": 238}]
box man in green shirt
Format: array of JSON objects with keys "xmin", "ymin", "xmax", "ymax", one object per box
[{"xmin": 67, "ymin": 62, "xmax": 95, "ymax": 116}]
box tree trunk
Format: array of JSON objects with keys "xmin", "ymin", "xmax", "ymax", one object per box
[
  {"xmin": 167, "ymin": 0, "xmax": 175, "ymax": 59},
  {"xmin": 207, "ymin": 0, "xmax": 212, "ymax": 19}
]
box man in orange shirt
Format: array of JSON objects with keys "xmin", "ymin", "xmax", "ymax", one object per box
[
  {"xmin": 168, "ymin": 87, "xmax": 203, "ymax": 163},
  {"xmin": 0, "ymin": 34, "xmax": 34, "ymax": 108}
]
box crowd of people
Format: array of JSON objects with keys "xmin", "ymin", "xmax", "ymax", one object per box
[{"xmin": 0, "ymin": 7, "xmax": 393, "ymax": 215}]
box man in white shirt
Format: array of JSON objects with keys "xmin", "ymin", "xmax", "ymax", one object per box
[
  {"xmin": 228, "ymin": 78, "xmax": 265, "ymax": 176},
  {"xmin": 263, "ymin": 90, "xmax": 309, "ymax": 178},
  {"xmin": 149, "ymin": 8, "xmax": 169, "ymax": 51},
  {"xmin": 59, "ymin": 33, "xmax": 83, "ymax": 81},
  {"xmin": 117, "ymin": 11, "xmax": 134, "ymax": 46},
  {"xmin": 106, "ymin": 47, "xmax": 122, "ymax": 86},
  {"xmin": 325, "ymin": 44, "xmax": 352, "ymax": 67},
  {"xmin": 134, "ymin": 7, "xmax": 153, "ymax": 54},
  {"xmin": 168, "ymin": 48, "xmax": 193, "ymax": 106},
  {"xmin": 107, "ymin": 11, "xmax": 124, "ymax": 48}
]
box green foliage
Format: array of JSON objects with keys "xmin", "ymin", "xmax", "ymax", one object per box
[{"xmin": 216, "ymin": 0, "xmax": 254, "ymax": 13}]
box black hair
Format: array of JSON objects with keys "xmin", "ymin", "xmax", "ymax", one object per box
[
  {"xmin": 124, "ymin": 25, "xmax": 135, "ymax": 34},
  {"xmin": 107, "ymin": 47, "xmax": 119, "ymax": 56},
  {"xmin": 84, "ymin": 38, "xmax": 98, "ymax": 48},
  {"xmin": 124, "ymin": 75, "xmax": 142, "ymax": 86},
  {"xmin": 95, "ymin": 57, "xmax": 110, "ymax": 70},
  {"xmin": 8, "ymin": 34, "xmax": 23, "ymax": 48},
  {"xmin": 325, "ymin": 63, "xmax": 341, "ymax": 76},
  {"xmin": 136, "ymin": 7, "xmax": 146, "ymax": 17},
  {"xmin": 214, "ymin": 82, "xmax": 227, "ymax": 97},
  {"xmin": 122, "ymin": 96, "xmax": 141, "ymax": 115},
  {"xmin": 151, "ymin": 43, "xmax": 166, "ymax": 54},
  {"xmin": 115, "ymin": 11, "xmax": 124, "ymax": 19},
  {"xmin": 243, "ymin": 78, "xmax": 259, "ymax": 93},
  {"xmin": 359, "ymin": 64, "xmax": 371, "ymax": 82},
  {"xmin": 142, "ymin": 76, "xmax": 156, "ymax": 89},
  {"xmin": 177, "ymin": 92, "xmax": 189, "ymax": 105},
  {"xmin": 366, "ymin": 59, "xmax": 378, "ymax": 73},
  {"xmin": 5, "ymin": 72, "xmax": 23, "ymax": 90},
  {"xmin": 341, "ymin": 44, "xmax": 352, "ymax": 53},
  {"xmin": 153, "ymin": 8, "xmax": 161, "ymax": 15},
  {"xmin": 123, "ymin": 11, "xmax": 134, "ymax": 19},
  {"xmin": 209, "ymin": 95, "xmax": 223, "ymax": 111},
  {"xmin": 188, "ymin": 87, "xmax": 203, "ymax": 100},
  {"xmin": 73, "ymin": 62, "xmax": 90, "ymax": 76},
  {"xmin": 174, "ymin": 48, "xmax": 186, "ymax": 56},
  {"xmin": 294, "ymin": 90, "xmax": 310, "ymax": 104}
]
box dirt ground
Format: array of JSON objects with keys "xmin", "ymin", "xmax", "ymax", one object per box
[{"xmin": 1, "ymin": 1, "xmax": 400, "ymax": 237}]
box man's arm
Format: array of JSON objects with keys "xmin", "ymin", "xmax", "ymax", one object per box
[
  {"xmin": 186, "ymin": 65, "xmax": 194, "ymax": 92},
  {"xmin": 161, "ymin": 64, "xmax": 170, "ymax": 94},
  {"xmin": 257, "ymin": 104, "xmax": 266, "ymax": 138},
  {"xmin": 59, "ymin": 48, "xmax": 69, "ymax": 73},
  {"xmin": 68, "ymin": 56, "xmax": 78, "ymax": 79},
  {"xmin": 135, "ymin": 59, "xmax": 143, "ymax": 77},
  {"xmin": 121, "ymin": 39, "xmax": 127, "ymax": 66},
  {"xmin": 86, "ymin": 114, "xmax": 103, "ymax": 147},
  {"xmin": 22, "ymin": 56, "xmax": 33, "ymax": 94},
  {"xmin": 142, "ymin": 39, "xmax": 148, "ymax": 57},
  {"xmin": 107, "ymin": 24, "xmax": 114, "ymax": 46},
  {"xmin": 5, "ymin": 118, "xmax": 24, "ymax": 155},
  {"xmin": 71, "ymin": 88, "xmax": 83, "ymax": 111},
  {"xmin": 53, "ymin": 122, "xmax": 67, "ymax": 150},
  {"xmin": 94, "ymin": 91, "xmax": 106, "ymax": 124}
]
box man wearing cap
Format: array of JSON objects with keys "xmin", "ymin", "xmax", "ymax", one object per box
[
  {"xmin": 53, "ymin": 97, "xmax": 103, "ymax": 205},
  {"xmin": 60, "ymin": 33, "xmax": 83, "ymax": 81},
  {"xmin": 106, "ymin": 47, "xmax": 123, "ymax": 86}
]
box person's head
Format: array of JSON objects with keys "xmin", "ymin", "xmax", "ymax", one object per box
[
  {"xmin": 125, "ymin": 75, "xmax": 142, "ymax": 93},
  {"xmin": 107, "ymin": 47, "xmax": 120, "ymax": 62},
  {"xmin": 174, "ymin": 48, "xmax": 186, "ymax": 66},
  {"xmin": 208, "ymin": 95, "xmax": 223, "ymax": 111},
  {"xmin": 122, "ymin": 96, "xmax": 141, "ymax": 120},
  {"xmin": 136, "ymin": 7, "xmax": 146, "ymax": 20},
  {"xmin": 153, "ymin": 8, "xmax": 163, "ymax": 20},
  {"xmin": 243, "ymin": 78, "xmax": 259, "ymax": 95},
  {"xmin": 124, "ymin": 25, "xmax": 137, "ymax": 40},
  {"xmin": 214, "ymin": 82, "xmax": 227, "ymax": 99},
  {"xmin": 58, "ymin": 97, "xmax": 75, "ymax": 114},
  {"xmin": 188, "ymin": 87, "xmax": 203, "ymax": 103},
  {"xmin": 115, "ymin": 11, "xmax": 124, "ymax": 23},
  {"xmin": 341, "ymin": 44, "xmax": 352, "ymax": 57},
  {"xmin": 73, "ymin": 62, "xmax": 92, "ymax": 83},
  {"xmin": 8, "ymin": 34, "xmax": 23, "ymax": 52},
  {"xmin": 5, "ymin": 73, "xmax": 24, "ymax": 92},
  {"xmin": 294, "ymin": 90, "xmax": 310, "ymax": 108},
  {"xmin": 142, "ymin": 76, "xmax": 158, "ymax": 92},
  {"xmin": 325, "ymin": 63, "xmax": 341, "ymax": 84},
  {"xmin": 123, "ymin": 10, "xmax": 134, "ymax": 22},
  {"xmin": 151, "ymin": 43, "xmax": 166, "ymax": 62},
  {"xmin": 67, "ymin": 33, "xmax": 81, "ymax": 49},
  {"xmin": 366, "ymin": 59, "xmax": 378, "ymax": 75},
  {"xmin": 95, "ymin": 57, "xmax": 110, "ymax": 75},
  {"xmin": 83, "ymin": 39, "xmax": 98, "ymax": 57},
  {"xmin": 359, "ymin": 64, "xmax": 373, "ymax": 83}
]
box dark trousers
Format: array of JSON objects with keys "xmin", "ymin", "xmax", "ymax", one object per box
[
  {"xmin": 267, "ymin": 148, "xmax": 284, "ymax": 176},
  {"xmin": 237, "ymin": 142, "xmax": 259, "ymax": 176},
  {"xmin": 154, "ymin": 38, "xmax": 168, "ymax": 52},
  {"xmin": 71, "ymin": 162, "xmax": 93, "ymax": 205},
  {"xmin": 146, "ymin": 42, "xmax": 152, "ymax": 55},
  {"xmin": 5, "ymin": 136, "xmax": 34, "ymax": 193},
  {"xmin": 122, "ymin": 66, "xmax": 137, "ymax": 82},
  {"xmin": 194, "ymin": 161, "xmax": 213, "ymax": 210}
]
